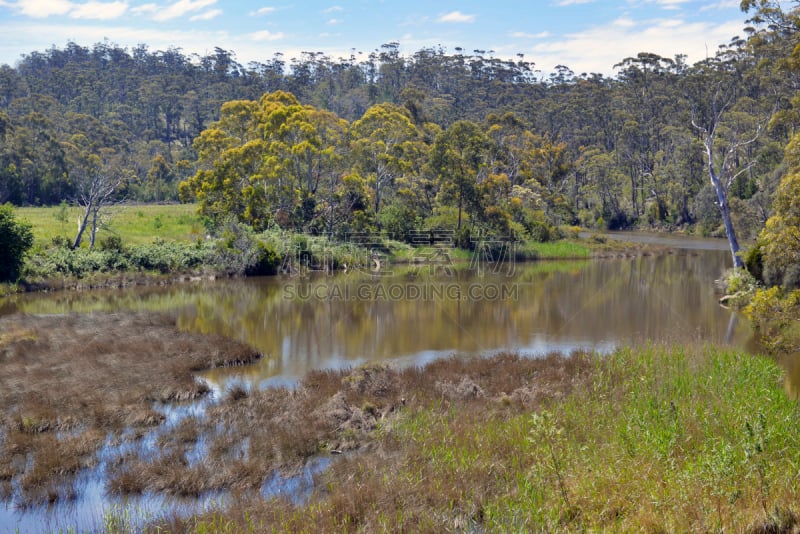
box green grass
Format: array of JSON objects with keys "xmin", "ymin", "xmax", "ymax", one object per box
[
  {"xmin": 517, "ymin": 239, "xmax": 592, "ymax": 260},
  {"xmin": 175, "ymin": 345, "xmax": 800, "ymax": 532},
  {"xmin": 15, "ymin": 203, "xmax": 204, "ymax": 247},
  {"xmin": 479, "ymin": 346, "xmax": 800, "ymax": 531}
]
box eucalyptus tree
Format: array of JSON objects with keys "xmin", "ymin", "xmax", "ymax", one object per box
[
  {"xmin": 350, "ymin": 102, "xmax": 424, "ymax": 218},
  {"xmin": 182, "ymin": 91, "xmax": 350, "ymax": 232},
  {"xmin": 430, "ymin": 120, "xmax": 490, "ymax": 236},
  {"xmin": 685, "ymin": 57, "xmax": 766, "ymax": 268}
]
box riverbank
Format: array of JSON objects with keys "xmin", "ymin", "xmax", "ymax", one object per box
[
  {"xmin": 1, "ymin": 231, "xmax": 663, "ymax": 299},
  {"xmin": 1, "ymin": 311, "xmax": 796, "ymax": 532}
]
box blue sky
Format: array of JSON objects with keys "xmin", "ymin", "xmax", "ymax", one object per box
[{"xmin": 0, "ymin": 1, "xmax": 751, "ymax": 76}]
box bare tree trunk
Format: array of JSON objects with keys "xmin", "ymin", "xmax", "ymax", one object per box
[
  {"xmin": 72, "ymin": 169, "xmax": 123, "ymax": 249},
  {"xmin": 89, "ymin": 206, "xmax": 100, "ymax": 248},
  {"xmin": 691, "ymin": 81, "xmax": 761, "ymax": 270},
  {"xmin": 708, "ymin": 159, "xmax": 744, "ymax": 268},
  {"xmin": 73, "ymin": 204, "xmax": 93, "ymax": 249}
]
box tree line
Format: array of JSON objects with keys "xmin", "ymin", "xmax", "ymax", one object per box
[{"xmin": 0, "ymin": 1, "xmax": 797, "ymax": 246}]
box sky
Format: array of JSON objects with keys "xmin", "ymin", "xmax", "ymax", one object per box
[{"xmin": 0, "ymin": 0, "xmax": 753, "ymax": 76}]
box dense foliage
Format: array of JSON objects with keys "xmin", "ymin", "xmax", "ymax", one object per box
[
  {"xmin": 0, "ymin": 203, "xmax": 33, "ymax": 281},
  {"xmin": 0, "ymin": 2, "xmax": 797, "ymax": 243}
]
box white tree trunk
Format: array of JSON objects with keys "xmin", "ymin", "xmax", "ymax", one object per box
[
  {"xmin": 709, "ymin": 161, "xmax": 744, "ymax": 268},
  {"xmin": 73, "ymin": 204, "xmax": 93, "ymax": 249}
]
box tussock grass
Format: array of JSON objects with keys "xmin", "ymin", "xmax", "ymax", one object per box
[
  {"xmin": 0, "ymin": 312, "xmax": 261, "ymax": 506},
  {"xmin": 164, "ymin": 346, "xmax": 800, "ymax": 533}
]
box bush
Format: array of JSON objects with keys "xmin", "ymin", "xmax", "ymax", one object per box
[
  {"xmin": 129, "ymin": 239, "xmax": 211, "ymax": 274},
  {"xmin": 99, "ymin": 235, "xmax": 125, "ymax": 253},
  {"xmin": 519, "ymin": 209, "xmax": 554, "ymax": 242},
  {"xmin": 245, "ymin": 241, "xmax": 281, "ymax": 276},
  {"xmin": 378, "ymin": 203, "xmax": 419, "ymax": 243},
  {"xmin": 24, "ymin": 247, "xmax": 130, "ymax": 278},
  {"xmin": 0, "ymin": 203, "xmax": 34, "ymax": 282},
  {"xmin": 723, "ymin": 268, "xmax": 757, "ymax": 296},
  {"xmin": 744, "ymin": 242, "xmax": 765, "ymax": 284},
  {"xmin": 745, "ymin": 287, "xmax": 800, "ymax": 353}
]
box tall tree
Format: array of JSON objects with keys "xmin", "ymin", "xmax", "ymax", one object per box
[
  {"xmin": 686, "ymin": 59, "xmax": 765, "ymax": 268},
  {"xmin": 430, "ymin": 120, "xmax": 489, "ymax": 234},
  {"xmin": 350, "ymin": 102, "xmax": 422, "ymax": 218}
]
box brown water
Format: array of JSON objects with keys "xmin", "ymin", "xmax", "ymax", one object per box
[{"xmin": 5, "ymin": 248, "xmax": 752, "ymax": 390}]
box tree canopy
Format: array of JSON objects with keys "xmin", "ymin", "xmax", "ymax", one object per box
[{"xmin": 0, "ymin": 1, "xmax": 798, "ymax": 254}]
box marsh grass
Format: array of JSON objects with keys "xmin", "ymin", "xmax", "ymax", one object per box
[
  {"xmin": 2, "ymin": 308, "xmax": 796, "ymax": 532},
  {"xmin": 515, "ymin": 239, "xmax": 592, "ymax": 260},
  {"xmin": 163, "ymin": 346, "xmax": 800, "ymax": 533},
  {"xmin": 0, "ymin": 312, "xmax": 261, "ymax": 507}
]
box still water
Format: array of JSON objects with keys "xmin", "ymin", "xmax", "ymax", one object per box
[
  {"xmin": 5, "ymin": 247, "xmax": 752, "ymax": 390},
  {"xmin": 0, "ymin": 241, "xmax": 776, "ymax": 532}
]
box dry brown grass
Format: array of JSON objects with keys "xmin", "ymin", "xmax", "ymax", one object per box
[
  {"xmin": 0, "ymin": 311, "xmax": 634, "ymax": 530},
  {"xmin": 0, "ymin": 311, "xmax": 261, "ymax": 505},
  {"xmin": 142, "ymin": 351, "xmax": 594, "ymax": 532}
]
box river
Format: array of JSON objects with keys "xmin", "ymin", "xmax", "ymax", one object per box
[{"xmin": 0, "ymin": 235, "xmax": 778, "ymax": 532}]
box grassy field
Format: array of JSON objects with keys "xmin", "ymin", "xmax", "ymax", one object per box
[
  {"xmin": 14, "ymin": 204, "xmax": 599, "ymax": 260},
  {"xmin": 15, "ymin": 203, "xmax": 205, "ymax": 247}
]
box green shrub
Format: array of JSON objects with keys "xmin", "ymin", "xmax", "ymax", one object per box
[
  {"xmin": 745, "ymin": 287, "xmax": 800, "ymax": 353},
  {"xmin": 0, "ymin": 203, "xmax": 34, "ymax": 282},
  {"xmin": 520, "ymin": 209, "xmax": 554, "ymax": 243},
  {"xmin": 245, "ymin": 241, "xmax": 281, "ymax": 276},
  {"xmin": 725, "ymin": 268, "xmax": 758, "ymax": 296},
  {"xmin": 744, "ymin": 242, "xmax": 765, "ymax": 283},
  {"xmin": 24, "ymin": 247, "xmax": 130, "ymax": 278},
  {"xmin": 99, "ymin": 235, "xmax": 125, "ymax": 253},
  {"xmin": 129, "ymin": 239, "xmax": 211, "ymax": 273},
  {"xmin": 378, "ymin": 203, "xmax": 418, "ymax": 243}
]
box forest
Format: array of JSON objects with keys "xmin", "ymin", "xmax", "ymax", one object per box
[{"xmin": 0, "ymin": 1, "xmax": 797, "ymax": 248}]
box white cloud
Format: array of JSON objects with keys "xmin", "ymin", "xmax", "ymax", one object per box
[
  {"xmin": 248, "ymin": 29, "xmax": 284, "ymax": 42},
  {"xmin": 530, "ymin": 17, "xmax": 745, "ymax": 75},
  {"xmin": 614, "ymin": 16, "xmax": 636, "ymax": 27},
  {"xmin": 250, "ymin": 6, "xmax": 275, "ymax": 15},
  {"xmin": 510, "ymin": 31, "xmax": 550, "ymax": 39},
  {"xmin": 327, "ymin": 18, "xmax": 340, "ymax": 25},
  {"xmin": 152, "ymin": 0, "xmax": 217, "ymax": 22},
  {"xmin": 15, "ymin": 0, "xmax": 74, "ymax": 17},
  {"xmin": 700, "ymin": 1, "xmax": 739, "ymax": 10},
  {"xmin": 190, "ymin": 8, "xmax": 221, "ymax": 21},
  {"xmin": 70, "ymin": 1, "xmax": 128, "ymax": 20},
  {"xmin": 322, "ymin": 5, "xmax": 342, "ymax": 13},
  {"xmin": 655, "ymin": 0, "xmax": 690, "ymax": 10},
  {"xmin": 556, "ymin": 0, "xmax": 594, "ymax": 5},
  {"xmin": 438, "ymin": 11, "xmax": 475, "ymax": 23},
  {"xmin": 131, "ymin": 2, "xmax": 157, "ymax": 13}
]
